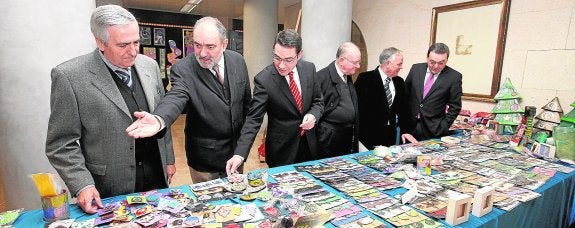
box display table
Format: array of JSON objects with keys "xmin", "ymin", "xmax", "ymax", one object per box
[{"xmin": 12, "ymin": 151, "xmax": 575, "ymax": 227}]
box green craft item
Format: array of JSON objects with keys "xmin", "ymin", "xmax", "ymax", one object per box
[
  {"xmin": 553, "ymin": 126, "xmax": 575, "ymax": 163},
  {"xmin": 494, "ymin": 78, "xmax": 521, "ymax": 100},
  {"xmin": 0, "ymin": 209, "xmax": 21, "ymax": 226},
  {"xmin": 494, "ymin": 113, "xmax": 522, "ymax": 125},
  {"xmin": 534, "ymin": 131, "xmax": 548, "ymax": 143},
  {"xmin": 561, "ymin": 109, "xmax": 575, "ymax": 124},
  {"xmin": 492, "ymin": 99, "xmax": 524, "ymax": 114}
]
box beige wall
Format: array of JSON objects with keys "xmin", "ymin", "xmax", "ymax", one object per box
[{"xmin": 353, "ymin": 0, "xmax": 575, "ymax": 114}]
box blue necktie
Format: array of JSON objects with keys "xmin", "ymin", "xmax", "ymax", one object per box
[{"xmin": 115, "ymin": 70, "xmax": 132, "ymax": 88}]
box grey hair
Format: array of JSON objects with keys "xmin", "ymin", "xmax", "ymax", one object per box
[
  {"xmin": 379, "ymin": 47, "xmax": 401, "ymax": 64},
  {"xmin": 427, "ymin": 43, "xmax": 450, "ymax": 58},
  {"xmin": 274, "ymin": 29, "xmax": 302, "ymax": 53},
  {"xmin": 194, "ymin": 16, "xmax": 228, "ymax": 41},
  {"xmin": 336, "ymin": 42, "xmax": 360, "ymax": 58},
  {"xmin": 90, "ymin": 5, "xmax": 137, "ymax": 44}
]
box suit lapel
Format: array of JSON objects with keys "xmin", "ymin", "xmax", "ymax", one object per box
[
  {"xmin": 88, "ymin": 51, "xmax": 131, "ymax": 117},
  {"xmin": 134, "ymin": 57, "xmax": 157, "ymax": 111},
  {"xmin": 193, "ymin": 58, "xmax": 227, "ymax": 101},
  {"xmin": 415, "ymin": 64, "xmax": 426, "ymax": 102},
  {"xmin": 298, "ymin": 62, "xmax": 310, "ymax": 112},
  {"xmin": 271, "ymin": 67, "xmax": 299, "ymax": 112},
  {"xmin": 224, "ymin": 52, "xmax": 237, "ymax": 104}
]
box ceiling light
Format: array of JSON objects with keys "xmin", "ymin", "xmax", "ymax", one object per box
[{"xmin": 180, "ymin": 0, "xmax": 203, "ymax": 13}]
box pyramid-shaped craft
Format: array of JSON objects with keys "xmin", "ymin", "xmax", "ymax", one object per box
[
  {"xmin": 494, "ymin": 78, "xmax": 521, "ymax": 100},
  {"xmin": 542, "ymin": 97, "xmax": 563, "ymax": 112},
  {"xmin": 492, "ymin": 99, "xmax": 525, "ymax": 114},
  {"xmin": 536, "ymin": 110, "xmax": 562, "ymax": 124},
  {"xmin": 494, "ymin": 113, "xmax": 523, "ymax": 125}
]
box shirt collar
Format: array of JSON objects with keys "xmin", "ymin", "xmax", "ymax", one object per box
[
  {"xmin": 335, "ymin": 63, "xmax": 346, "ymax": 82},
  {"xmin": 98, "ymin": 51, "xmax": 131, "ymax": 75}
]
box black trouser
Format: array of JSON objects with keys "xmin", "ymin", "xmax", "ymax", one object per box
[
  {"xmin": 295, "ymin": 135, "xmax": 313, "ymax": 163},
  {"xmin": 317, "ymin": 122, "xmax": 354, "ymax": 158},
  {"xmin": 135, "ymin": 140, "xmax": 166, "ymax": 192}
]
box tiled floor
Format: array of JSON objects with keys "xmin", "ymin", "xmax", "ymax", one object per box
[{"xmin": 0, "ymin": 115, "xmax": 267, "ymax": 212}]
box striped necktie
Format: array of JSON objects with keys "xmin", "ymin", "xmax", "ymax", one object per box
[{"xmin": 384, "ymin": 77, "xmax": 392, "ymax": 107}]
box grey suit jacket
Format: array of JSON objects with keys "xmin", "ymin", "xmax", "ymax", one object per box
[
  {"xmin": 404, "ymin": 63, "xmax": 462, "ymax": 139},
  {"xmin": 234, "ymin": 61, "xmax": 324, "ymax": 167},
  {"xmin": 46, "ymin": 49, "xmax": 174, "ymax": 197},
  {"xmin": 153, "ymin": 50, "xmax": 251, "ymax": 172}
]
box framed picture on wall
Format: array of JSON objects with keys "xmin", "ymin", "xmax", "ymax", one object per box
[
  {"xmin": 159, "ymin": 48, "xmax": 166, "ymax": 79},
  {"xmin": 430, "ymin": 0, "xmax": 511, "ymax": 102},
  {"xmin": 140, "ymin": 27, "xmax": 151, "ymax": 45},
  {"xmin": 182, "ymin": 28, "xmax": 194, "ymax": 57},
  {"xmin": 143, "ymin": 47, "xmax": 156, "ymax": 60},
  {"xmin": 153, "ymin": 28, "xmax": 166, "ymax": 46}
]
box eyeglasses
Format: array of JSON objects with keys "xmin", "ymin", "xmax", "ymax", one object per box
[
  {"xmin": 342, "ymin": 56, "xmax": 361, "ymax": 66},
  {"xmin": 273, "ymin": 54, "xmax": 298, "ymax": 64}
]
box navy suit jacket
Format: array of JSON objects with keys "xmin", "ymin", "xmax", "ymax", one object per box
[{"xmin": 404, "ymin": 63, "xmax": 462, "ymax": 139}]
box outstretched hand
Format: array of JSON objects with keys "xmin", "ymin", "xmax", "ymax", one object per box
[
  {"xmin": 226, "ymin": 155, "xmax": 244, "ymax": 177},
  {"xmin": 126, "ymin": 111, "xmax": 162, "ymax": 138}
]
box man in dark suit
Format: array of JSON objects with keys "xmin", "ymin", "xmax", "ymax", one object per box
[
  {"xmin": 46, "ymin": 5, "xmax": 175, "ymax": 214},
  {"xmin": 226, "ymin": 29, "xmax": 324, "ymax": 172},
  {"xmin": 316, "ymin": 42, "xmax": 361, "ymax": 158},
  {"xmin": 127, "ymin": 17, "xmax": 251, "ymax": 183},
  {"xmin": 355, "ymin": 47, "xmax": 416, "ymax": 149},
  {"xmin": 404, "ymin": 43, "xmax": 462, "ymax": 140}
]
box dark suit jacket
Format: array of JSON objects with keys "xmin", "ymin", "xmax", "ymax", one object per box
[
  {"xmin": 404, "ymin": 63, "xmax": 462, "ymax": 139},
  {"xmin": 46, "ymin": 49, "xmax": 174, "ymax": 197},
  {"xmin": 154, "ymin": 50, "xmax": 251, "ymax": 172},
  {"xmin": 316, "ymin": 61, "xmax": 359, "ymax": 153},
  {"xmin": 355, "ymin": 67, "xmax": 408, "ymax": 149},
  {"xmin": 234, "ymin": 61, "xmax": 324, "ymax": 167}
]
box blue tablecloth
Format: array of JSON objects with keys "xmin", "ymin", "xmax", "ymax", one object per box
[{"xmin": 13, "ymin": 152, "xmax": 575, "ymax": 227}]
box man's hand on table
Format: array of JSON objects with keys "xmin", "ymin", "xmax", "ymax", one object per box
[{"xmin": 76, "ymin": 186, "xmax": 103, "ymax": 214}]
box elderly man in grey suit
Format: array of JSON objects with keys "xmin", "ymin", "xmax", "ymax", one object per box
[
  {"xmin": 127, "ymin": 17, "xmax": 252, "ymax": 183},
  {"xmin": 46, "ymin": 5, "xmax": 175, "ymax": 214},
  {"xmin": 225, "ymin": 29, "xmax": 323, "ymax": 173}
]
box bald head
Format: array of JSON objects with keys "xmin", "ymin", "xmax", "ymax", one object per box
[{"xmin": 336, "ymin": 42, "xmax": 361, "ymax": 75}]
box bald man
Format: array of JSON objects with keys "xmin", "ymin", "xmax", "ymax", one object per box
[{"xmin": 316, "ymin": 42, "xmax": 361, "ymax": 158}]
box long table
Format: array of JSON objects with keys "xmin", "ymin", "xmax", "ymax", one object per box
[{"xmin": 13, "ymin": 151, "xmax": 575, "ymax": 227}]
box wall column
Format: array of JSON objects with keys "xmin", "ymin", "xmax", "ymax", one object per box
[
  {"xmin": 243, "ymin": 0, "xmax": 278, "ymax": 80},
  {"xmin": 0, "ymin": 0, "xmax": 95, "ymax": 209},
  {"xmin": 301, "ymin": 0, "xmax": 353, "ymax": 69}
]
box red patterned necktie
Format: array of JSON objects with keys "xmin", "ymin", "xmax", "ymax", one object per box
[{"xmin": 288, "ymin": 72, "xmax": 305, "ymax": 136}]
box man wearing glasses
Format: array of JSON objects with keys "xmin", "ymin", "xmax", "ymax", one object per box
[
  {"xmin": 403, "ymin": 43, "xmax": 462, "ymax": 140},
  {"xmin": 316, "ymin": 42, "xmax": 361, "ymax": 158},
  {"xmin": 226, "ymin": 29, "xmax": 324, "ymax": 173}
]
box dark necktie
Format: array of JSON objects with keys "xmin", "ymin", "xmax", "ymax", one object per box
[
  {"xmin": 115, "ymin": 69, "xmax": 132, "ymax": 89},
  {"xmin": 288, "ymin": 72, "xmax": 304, "ymax": 136},
  {"xmin": 384, "ymin": 77, "xmax": 392, "ymax": 107},
  {"xmin": 212, "ymin": 64, "xmax": 224, "ymax": 85}
]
